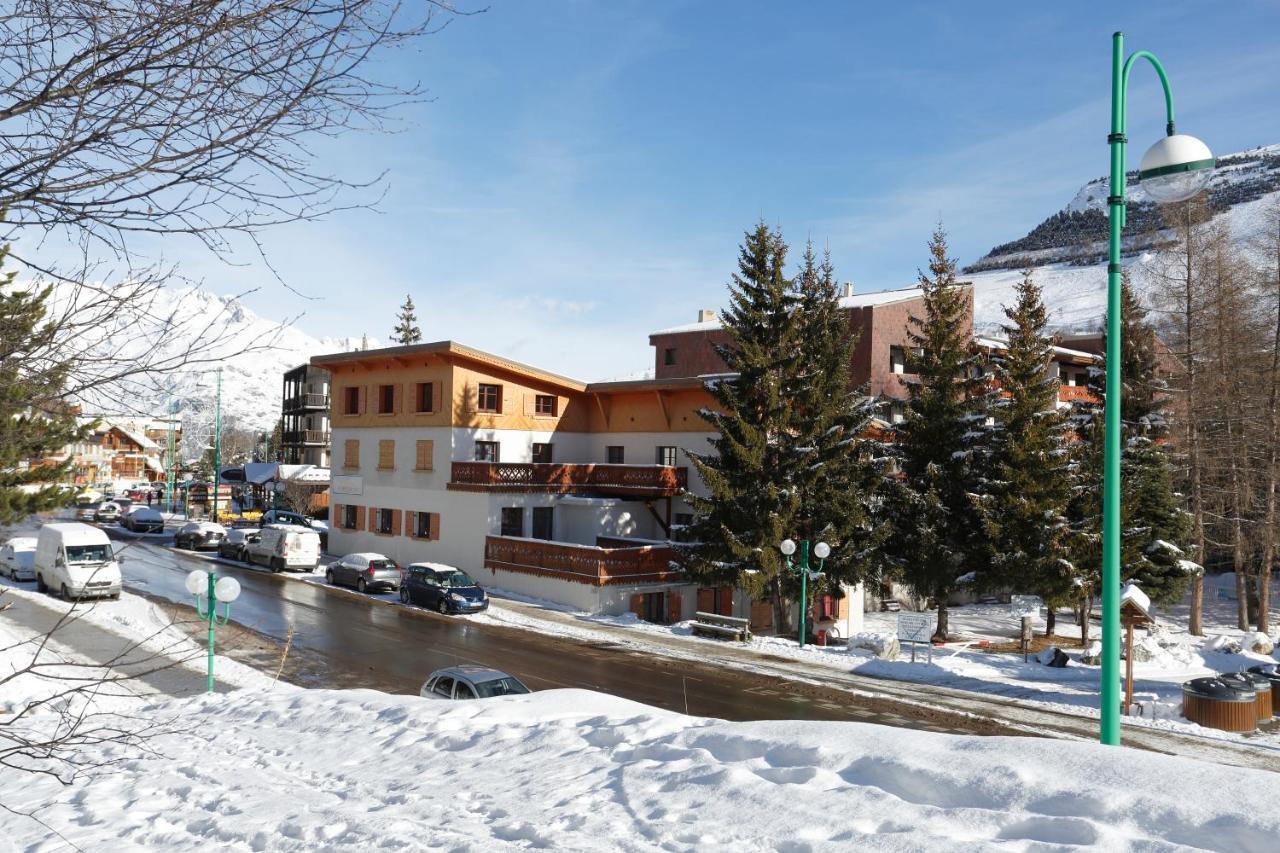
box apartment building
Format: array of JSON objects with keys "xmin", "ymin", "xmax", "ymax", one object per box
[
  {"xmin": 281, "ymin": 364, "xmax": 331, "ymax": 467},
  {"xmin": 314, "ymin": 341, "xmax": 864, "ymax": 632}
]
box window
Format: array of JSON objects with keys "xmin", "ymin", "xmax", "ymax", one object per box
[
  {"xmin": 663, "ymin": 347, "xmax": 677, "ymax": 366},
  {"xmin": 500, "ymin": 507, "xmax": 523, "ymax": 537},
  {"xmin": 532, "ymin": 443, "xmax": 553, "ymax": 464},
  {"xmin": 655, "ymin": 446, "xmax": 678, "ymax": 467},
  {"xmin": 376, "ymin": 508, "xmax": 394, "ymax": 534},
  {"xmin": 432, "ymin": 677, "xmax": 454, "ymax": 698},
  {"xmin": 378, "ymin": 439, "xmax": 395, "ymax": 470},
  {"xmin": 889, "ymin": 346, "xmax": 906, "ymax": 375},
  {"xmin": 378, "ymin": 384, "xmax": 395, "ymax": 414},
  {"xmin": 675, "ymin": 512, "xmax": 694, "ymax": 526},
  {"xmin": 414, "ymin": 511, "xmax": 434, "ymax": 539},
  {"xmin": 454, "ymin": 681, "xmax": 477, "ymax": 700},
  {"xmin": 477, "ymin": 383, "xmax": 501, "ymax": 413},
  {"xmin": 532, "ymin": 507, "xmax": 554, "ymax": 540},
  {"xmin": 606, "ymin": 445, "xmax": 624, "ymax": 464},
  {"xmin": 890, "ymin": 402, "xmax": 905, "ymax": 424},
  {"xmin": 344, "ymin": 439, "xmax": 360, "ymax": 469},
  {"xmin": 344, "ymin": 386, "xmax": 360, "ymax": 414},
  {"xmin": 474, "ymin": 441, "xmax": 500, "ymax": 462},
  {"xmin": 415, "ymin": 440, "xmax": 434, "ymax": 471},
  {"xmin": 415, "ymin": 382, "xmax": 435, "ymax": 413},
  {"xmin": 342, "ymin": 505, "xmax": 358, "ymax": 529},
  {"xmin": 534, "ymin": 394, "xmax": 557, "ymax": 417}
]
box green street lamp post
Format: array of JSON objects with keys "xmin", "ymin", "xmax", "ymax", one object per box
[
  {"xmin": 779, "ymin": 538, "xmax": 830, "ymax": 649},
  {"xmin": 186, "ymin": 569, "xmax": 241, "ymax": 693},
  {"xmin": 1102, "ymin": 32, "xmax": 1214, "ymax": 745},
  {"xmin": 212, "ymin": 367, "xmax": 223, "ymax": 522}
]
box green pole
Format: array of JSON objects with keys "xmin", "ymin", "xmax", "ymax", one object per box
[
  {"xmin": 798, "ymin": 540, "xmax": 809, "ymax": 649},
  {"xmin": 1103, "ymin": 32, "xmax": 1178, "ymax": 746},
  {"xmin": 165, "ymin": 399, "xmax": 178, "ymax": 512},
  {"xmin": 205, "ymin": 570, "xmax": 215, "ymax": 693},
  {"xmin": 213, "ymin": 368, "xmax": 222, "ymax": 522}
]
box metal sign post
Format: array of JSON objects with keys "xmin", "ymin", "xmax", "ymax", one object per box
[{"xmin": 1010, "ymin": 595, "xmax": 1044, "ymax": 662}]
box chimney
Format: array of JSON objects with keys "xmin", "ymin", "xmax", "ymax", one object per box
[
  {"xmin": 697, "ymin": 309, "xmax": 716, "ymax": 323},
  {"xmin": 841, "ymin": 282, "xmax": 855, "ymax": 298}
]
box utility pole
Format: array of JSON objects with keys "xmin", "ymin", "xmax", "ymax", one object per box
[
  {"xmin": 165, "ymin": 399, "xmax": 178, "ymax": 512},
  {"xmin": 212, "ymin": 368, "xmax": 223, "ymax": 521}
]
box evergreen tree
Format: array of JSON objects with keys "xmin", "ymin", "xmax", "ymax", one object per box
[
  {"xmin": 0, "ymin": 246, "xmax": 94, "ymax": 523},
  {"xmin": 392, "ymin": 294, "xmax": 422, "ymax": 344},
  {"xmin": 1072, "ymin": 276, "xmax": 1193, "ymax": 612},
  {"xmin": 881, "ymin": 226, "xmax": 986, "ymax": 641},
  {"xmin": 680, "ymin": 225, "xmax": 882, "ymax": 636},
  {"xmin": 978, "ymin": 268, "xmax": 1075, "ymax": 635}
]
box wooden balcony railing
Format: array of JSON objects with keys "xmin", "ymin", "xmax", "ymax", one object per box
[
  {"xmin": 1058, "ymin": 385, "xmax": 1099, "ymax": 404},
  {"xmin": 449, "ymin": 462, "xmax": 688, "ymax": 497},
  {"xmin": 484, "ymin": 535, "xmax": 682, "ymax": 586}
]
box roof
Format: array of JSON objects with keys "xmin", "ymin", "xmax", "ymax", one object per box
[
  {"xmin": 343, "ymin": 551, "xmax": 391, "ymax": 562},
  {"xmin": 973, "ymin": 336, "xmax": 1100, "ymax": 363},
  {"xmin": 311, "ymin": 340, "xmax": 586, "ymax": 392},
  {"xmin": 407, "ymin": 561, "xmax": 462, "ymax": 573},
  {"xmin": 40, "ymin": 523, "xmax": 111, "ymax": 544},
  {"xmin": 433, "ymin": 665, "xmax": 511, "ymax": 681},
  {"xmin": 585, "ymin": 375, "xmax": 713, "ymax": 393},
  {"xmin": 648, "ymin": 286, "xmax": 936, "ymax": 336},
  {"xmin": 110, "ymin": 424, "xmax": 159, "ymax": 451}
]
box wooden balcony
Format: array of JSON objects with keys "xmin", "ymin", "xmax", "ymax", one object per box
[
  {"xmin": 1058, "ymin": 385, "xmax": 1099, "ymax": 404},
  {"xmin": 449, "ymin": 462, "xmax": 688, "ymax": 497},
  {"xmin": 283, "ymin": 393, "xmax": 330, "ymax": 412},
  {"xmin": 284, "ymin": 429, "xmax": 330, "ymax": 446},
  {"xmin": 484, "ymin": 535, "xmax": 682, "ymax": 586}
]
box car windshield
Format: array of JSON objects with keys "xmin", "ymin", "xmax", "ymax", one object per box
[
  {"xmin": 473, "ymin": 677, "xmax": 530, "ymax": 698},
  {"xmin": 66, "ymin": 544, "xmax": 112, "ymax": 563},
  {"xmin": 370, "ymin": 559, "xmax": 397, "ymax": 570},
  {"xmin": 441, "ymin": 571, "xmax": 475, "ymax": 588}
]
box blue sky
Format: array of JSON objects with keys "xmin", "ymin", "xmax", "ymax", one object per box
[{"xmin": 164, "ymin": 1, "xmax": 1280, "ymax": 379}]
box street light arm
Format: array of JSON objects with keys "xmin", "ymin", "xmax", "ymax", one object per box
[{"xmin": 1120, "ymin": 49, "xmax": 1177, "ymax": 136}]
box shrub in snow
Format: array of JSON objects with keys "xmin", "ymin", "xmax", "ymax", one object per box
[
  {"xmin": 1209, "ymin": 634, "xmax": 1243, "ymax": 655},
  {"xmin": 1241, "ymin": 631, "xmax": 1273, "ymax": 656},
  {"xmin": 1080, "ymin": 641, "xmax": 1103, "ymax": 666},
  {"xmin": 850, "ymin": 632, "xmax": 899, "ymax": 661}
]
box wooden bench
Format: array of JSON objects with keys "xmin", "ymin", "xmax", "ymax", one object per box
[{"xmin": 690, "ymin": 611, "xmax": 751, "ymax": 641}]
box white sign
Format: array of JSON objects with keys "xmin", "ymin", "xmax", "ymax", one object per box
[
  {"xmin": 897, "ymin": 612, "xmax": 933, "ymax": 644},
  {"xmin": 1010, "ymin": 595, "xmax": 1043, "ymax": 620},
  {"xmin": 331, "ymin": 475, "xmax": 363, "ymax": 496}
]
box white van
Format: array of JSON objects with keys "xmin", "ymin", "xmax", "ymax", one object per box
[
  {"xmin": 246, "ymin": 524, "xmax": 321, "ymax": 572},
  {"xmin": 35, "ymin": 523, "xmax": 122, "ymax": 600}
]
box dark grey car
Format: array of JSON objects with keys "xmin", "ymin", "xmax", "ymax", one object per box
[{"xmin": 325, "ymin": 552, "xmax": 401, "ymax": 593}]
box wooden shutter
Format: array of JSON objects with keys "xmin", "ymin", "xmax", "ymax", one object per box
[
  {"xmin": 357, "ymin": 385, "xmax": 367, "ymax": 415},
  {"xmin": 391, "ymin": 509, "xmax": 402, "ymax": 536},
  {"xmin": 501, "ymin": 387, "xmax": 513, "ymax": 415},
  {"xmin": 431, "ymin": 382, "xmax": 442, "ymax": 414},
  {"xmin": 393, "ymin": 383, "xmax": 403, "ymax": 414},
  {"xmin": 629, "ymin": 594, "xmax": 644, "ymax": 617},
  {"xmin": 378, "ymin": 439, "xmax": 394, "ymax": 470},
  {"xmin": 344, "ymin": 439, "xmax": 359, "ymax": 469},
  {"xmin": 367, "ymin": 506, "xmax": 377, "ymax": 532},
  {"xmin": 356, "ymin": 505, "xmax": 366, "ymax": 531},
  {"xmin": 415, "ymin": 440, "xmax": 434, "ymax": 471},
  {"xmin": 697, "ymin": 588, "xmax": 714, "ymax": 613},
  {"xmin": 718, "ymin": 587, "xmax": 733, "ymax": 616},
  {"xmin": 429, "ymin": 512, "xmax": 440, "ymax": 541},
  {"xmin": 463, "ymin": 383, "xmax": 477, "ymax": 414},
  {"xmin": 667, "ymin": 592, "xmax": 682, "ymax": 624},
  {"xmin": 332, "ymin": 504, "xmax": 342, "ymax": 528}
]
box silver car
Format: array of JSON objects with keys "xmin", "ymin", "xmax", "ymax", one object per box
[
  {"xmin": 420, "ymin": 666, "xmax": 531, "ymax": 701},
  {"xmin": 0, "ymin": 537, "xmax": 37, "ymax": 581},
  {"xmin": 325, "ymin": 552, "xmax": 401, "ymax": 593}
]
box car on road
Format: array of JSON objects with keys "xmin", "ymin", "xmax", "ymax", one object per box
[
  {"xmin": 174, "ymin": 521, "xmax": 226, "ymax": 551},
  {"xmin": 420, "ymin": 666, "xmax": 530, "ymax": 701},
  {"xmin": 326, "ymin": 552, "xmax": 401, "ymax": 593},
  {"xmin": 35, "ymin": 523, "xmax": 122, "ymax": 600},
  {"xmin": 399, "ymin": 564, "xmax": 489, "ymax": 614},
  {"xmin": 260, "ymin": 509, "xmax": 311, "ymax": 528},
  {"xmin": 74, "ymin": 491, "xmax": 104, "ymax": 507},
  {"xmin": 121, "ymin": 506, "xmax": 165, "ymax": 534},
  {"xmin": 219, "ymin": 527, "xmax": 260, "ymax": 561},
  {"xmin": 94, "ymin": 502, "xmax": 123, "ymax": 523},
  {"xmin": 1, "ymin": 537, "xmax": 37, "ymax": 581},
  {"xmin": 75, "ymin": 502, "xmax": 101, "ymax": 522},
  {"xmin": 246, "ymin": 525, "xmax": 321, "ymax": 572}
]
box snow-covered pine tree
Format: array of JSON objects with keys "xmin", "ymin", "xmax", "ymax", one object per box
[
  {"xmin": 880, "ymin": 225, "xmax": 986, "ymax": 641},
  {"xmin": 977, "ymin": 268, "xmax": 1075, "ymax": 636},
  {"xmin": 392, "ymin": 295, "xmax": 422, "ymax": 345},
  {"xmin": 1072, "ymin": 275, "xmax": 1193, "ymax": 610}
]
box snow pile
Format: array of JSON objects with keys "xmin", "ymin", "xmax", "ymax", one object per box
[
  {"xmin": 1241, "ymin": 631, "xmax": 1275, "ymax": 656},
  {"xmin": 3, "ymin": 686, "xmax": 1279, "ymax": 851},
  {"xmin": 1128, "ymin": 626, "xmax": 1196, "ymax": 669}
]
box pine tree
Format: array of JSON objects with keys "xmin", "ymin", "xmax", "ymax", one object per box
[
  {"xmin": 881, "ymin": 225, "xmax": 986, "ymax": 641},
  {"xmin": 392, "ymin": 294, "xmax": 422, "ymax": 345},
  {"xmin": 0, "ymin": 246, "xmax": 94, "ymax": 523},
  {"xmin": 977, "ymin": 268, "xmax": 1075, "ymax": 635},
  {"xmin": 679, "ymin": 225, "xmax": 882, "ymax": 636},
  {"xmin": 1072, "ymin": 276, "xmax": 1193, "ymax": 612}
]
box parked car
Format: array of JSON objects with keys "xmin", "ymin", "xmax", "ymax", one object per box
[
  {"xmin": 121, "ymin": 506, "xmax": 165, "ymax": 534},
  {"xmin": 75, "ymin": 502, "xmax": 101, "ymax": 522},
  {"xmin": 245, "ymin": 525, "xmax": 321, "ymax": 572},
  {"xmin": 174, "ymin": 521, "xmax": 226, "ymax": 551},
  {"xmin": 35, "ymin": 523, "xmax": 122, "ymax": 600},
  {"xmin": 260, "ymin": 509, "xmax": 311, "ymax": 528},
  {"xmin": 0, "ymin": 537, "xmax": 38, "ymax": 581},
  {"xmin": 219, "ymin": 528, "xmax": 260, "ymax": 561},
  {"xmin": 400, "ymin": 563, "xmax": 489, "ymax": 614},
  {"xmin": 420, "ymin": 666, "xmax": 530, "ymax": 701},
  {"xmin": 94, "ymin": 501, "xmax": 123, "ymax": 523},
  {"xmin": 74, "ymin": 491, "xmax": 104, "ymax": 507},
  {"xmin": 326, "ymin": 552, "xmax": 401, "ymax": 593}
]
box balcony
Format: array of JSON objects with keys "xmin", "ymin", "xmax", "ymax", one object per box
[
  {"xmin": 284, "ymin": 392, "xmax": 330, "ymax": 413},
  {"xmin": 1058, "ymin": 385, "xmax": 1099, "ymax": 404},
  {"xmin": 283, "ymin": 429, "xmax": 330, "ymax": 446},
  {"xmin": 484, "ymin": 535, "xmax": 682, "ymax": 586},
  {"xmin": 448, "ymin": 462, "xmax": 687, "ymax": 497}
]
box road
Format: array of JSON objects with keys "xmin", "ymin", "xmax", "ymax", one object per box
[{"xmin": 106, "ymin": 532, "xmax": 997, "ymax": 734}]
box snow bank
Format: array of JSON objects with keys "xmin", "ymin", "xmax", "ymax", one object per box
[{"xmin": 2, "ymin": 686, "xmax": 1278, "ymax": 850}]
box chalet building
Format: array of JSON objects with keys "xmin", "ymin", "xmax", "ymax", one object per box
[
  {"xmin": 281, "ymin": 364, "xmax": 332, "ymax": 467},
  {"xmin": 313, "ymin": 341, "xmax": 864, "ymax": 634}
]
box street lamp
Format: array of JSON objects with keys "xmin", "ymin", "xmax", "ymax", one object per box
[
  {"xmin": 779, "ymin": 538, "xmax": 830, "ymax": 649},
  {"xmin": 186, "ymin": 569, "xmax": 241, "ymax": 693},
  {"xmin": 1102, "ymin": 32, "xmax": 1213, "ymax": 747}
]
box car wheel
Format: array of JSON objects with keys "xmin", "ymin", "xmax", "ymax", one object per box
[
  {"xmin": 325, "ymin": 569, "xmax": 335, "ymax": 585},
  {"xmin": 399, "ymin": 586, "xmax": 410, "ymax": 604},
  {"xmin": 271, "ymin": 558, "xmax": 282, "ymax": 573},
  {"xmin": 356, "ymin": 578, "xmax": 367, "ymax": 594},
  {"xmin": 36, "ymin": 573, "xmax": 46, "ymax": 593},
  {"xmin": 437, "ymin": 597, "xmax": 449, "ymax": 615},
  {"xmin": 61, "ymin": 583, "xmax": 73, "ymax": 601}
]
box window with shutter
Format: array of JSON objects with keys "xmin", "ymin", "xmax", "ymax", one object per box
[
  {"xmin": 534, "ymin": 394, "xmax": 557, "ymax": 416},
  {"xmin": 415, "ymin": 440, "xmax": 434, "ymax": 471},
  {"xmin": 415, "ymin": 382, "xmax": 434, "ymax": 413},
  {"xmin": 414, "ymin": 511, "xmax": 433, "ymax": 539},
  {"xmin": 344, "ymin": 439, "xmax": 360, "ymax": 469},
  {"xmin": 377, "ymin": 384, "xmax": 395, "ymax": 414},
  {"xmin": 378, "ymin": 439, "xmax": 395, "ymax": 470},
  {"xmin": 344, "ymin": 386, "xmax": 360, "ymax": 414},
  {"xmin": 477, "ymin": 383, "xmax": 501, "ymax": 413}
]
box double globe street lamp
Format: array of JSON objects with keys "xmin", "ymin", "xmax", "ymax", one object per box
[
  {"xmin": 779, "ymin": 538, "xmax": 830, "ymax": 649},
  {"xmin": 186, "ymin": 569, "xmax": 241, "ymax": 693},
  {"xmin": 1101, "ymin": 32, "xmax": 1214, "ymax": 746}
]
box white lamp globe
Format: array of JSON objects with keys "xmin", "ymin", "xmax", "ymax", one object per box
[
  {"xmin": 214, "ymin": 576, "xmax": 241, "ymax": 603},
  {"xmin": 185, "ymin": 569, "xmax": 206, "ymax": 595},
  {"xmin": 813, "ymin": 542, "xmax": 831, "ymax": 560},
  {"xmin": 779, "ymin": 539, "xmax": 797, "ymax": 556},
  {"xmin": 1137, "ymin": 134, "xmax": 1214, "ymax": 202}
]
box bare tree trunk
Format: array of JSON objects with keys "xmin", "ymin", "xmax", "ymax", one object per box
[
  {"xmin": 771, "ymin": 575, "xmax": 791, "ymax": 637},
  {"xmin": 1184, "ymin": 230, "xmax": 1207, "ymax": 636},
  {"xmin": 1045, "ymin": 608, "xmax": 1056, "ymax": 637},
  {"xmin": 933, "ymin": 599, "xmax": 949, "ymax": 643},
  {"xmin": 1257, "ymin": 202, "xmax": 1280, "ymax": 634}
]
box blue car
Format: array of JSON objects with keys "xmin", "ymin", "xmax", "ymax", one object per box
[{"xmin": 400, "ymin": 563, "xmax": 489, "ymax": 614}]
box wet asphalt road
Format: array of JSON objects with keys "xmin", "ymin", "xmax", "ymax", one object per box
[{"xmin": 105, "ymin": 531, "xmax": 993, "ymax": 733}]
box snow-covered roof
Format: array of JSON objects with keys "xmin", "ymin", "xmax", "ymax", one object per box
[
  {"xmin": 1120, "ymin": 582, "xmax": 1151, "ymax": 616},
  {"xmin": 973, "ymin": 336, "xmax": 1100, "ymax": 363},
  {"xmin": 649, "ymin": 286, "xmax": 929, "ymax": 336},
  {"xmin": 111, "ymin": 424, "xmax": 159, "ymax": 451}
]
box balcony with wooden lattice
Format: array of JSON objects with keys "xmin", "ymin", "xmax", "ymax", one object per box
[{"xmin": 448, "ymin": 462, "xmax": 688, "ymax": 497}]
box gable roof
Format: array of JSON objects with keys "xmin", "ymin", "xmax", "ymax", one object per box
[{"xmin": 311, "ymin": 340, "xmax": 586, "ymax": 392}]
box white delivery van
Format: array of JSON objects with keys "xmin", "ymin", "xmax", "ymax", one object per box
[
  {"xmin": 35, "ymin": 523, "xmax": 122, "ymax": 600},
  {"xmin": 247, "ymin": 524, "xmax": 321, "ymax": 572}
]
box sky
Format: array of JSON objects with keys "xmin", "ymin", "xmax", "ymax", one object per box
[{"xmin": 100, "ymin": 1, "xmax": 1280, "ymax": 380}]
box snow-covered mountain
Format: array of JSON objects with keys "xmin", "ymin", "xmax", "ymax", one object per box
[{"xmin": 962, "ymin": 144, "xmax": 1280, "ymax": 334}]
